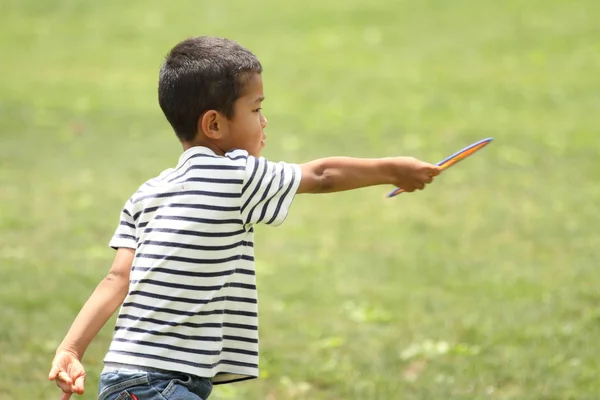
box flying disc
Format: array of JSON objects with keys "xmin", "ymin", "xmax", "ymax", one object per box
[{"xmin": 387, "ymin": 137, "xmax": 494, "ymax": 198}]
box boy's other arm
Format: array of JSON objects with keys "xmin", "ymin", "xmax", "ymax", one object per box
[
  {"xmin": 49, "ymin": 247, "xmax": 134, "ymax": 397},
  {"xmin": 54, "ymin": 247, "xmax": 133, "ymax": 357},
  {"xmin": 297, "ymin": 157, "xmax": 441, "ymax": 194}
]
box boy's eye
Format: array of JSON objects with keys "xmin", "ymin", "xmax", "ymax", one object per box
[{"xmin": 253, "ymin": 108, "xmax": 262, "ymax": 113}]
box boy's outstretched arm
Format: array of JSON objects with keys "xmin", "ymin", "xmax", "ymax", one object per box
[
  {"xmin": 49, "ymin": 247, "xmax": 134, "ymax": 400},
  {"xmin": 298, "ymin": 156, "xmax": 441, "ymax": 194}
]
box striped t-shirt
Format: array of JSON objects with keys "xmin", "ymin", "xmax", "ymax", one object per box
[{"xmin": 104, "ymin": 146, "xmax": 301, "ymax": 384}]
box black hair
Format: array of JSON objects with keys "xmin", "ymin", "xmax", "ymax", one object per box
[{"xmin": 158, "ymin": 36, "xmax": 263, "ymax": 142}]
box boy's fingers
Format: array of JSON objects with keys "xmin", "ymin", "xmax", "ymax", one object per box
[
  {"xmin": 429, "ymin": 165, "xmax": 442, "ymax": 175},
  {"xmin": 73, "ymin": 375, "xmax": 86, "ymax": 394},
  {"xmin": 57, "ymin": 371, "xmax": 73, "ymax": 385},
  {"xmin": 54, "ymin": 379, "xmax": 72, "ymax": 394},
  {"xmin": 48, "ymin": 366, "xmax": 59, "ymax": 380},
  {"xmin": 422, "ymin": 163, "xmax": 441, "ymax": 175}
]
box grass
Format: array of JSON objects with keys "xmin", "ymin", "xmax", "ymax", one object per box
[{"xmin": 1, "ymin": 0, "xmax": 599, "ymax": 398}]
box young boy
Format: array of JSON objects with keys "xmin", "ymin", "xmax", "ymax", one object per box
[{"xmin": 49, "ymin": 36, "xmax": 440, "ymax": 400}]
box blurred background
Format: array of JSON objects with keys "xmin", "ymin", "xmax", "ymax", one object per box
[{"xmin": 1, "ymin": 0, "xmax": 599, "ymax": 399}]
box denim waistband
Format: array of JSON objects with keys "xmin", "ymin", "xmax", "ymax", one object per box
[
  {"xmin": 98, "ymin": 364, "xmax": 213, "ymax": 400},
  {"xmin": 102, "ymin": 362, "xmax": 178, "ymax": 375}
]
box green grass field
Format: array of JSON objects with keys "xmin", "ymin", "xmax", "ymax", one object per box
[{"xmin": 1, "ymin": 0, "xmax": 599, "ymax": 398}]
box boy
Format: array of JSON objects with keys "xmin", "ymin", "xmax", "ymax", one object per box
[{"xmin": 49, "ymin": 36, "xmax": 440, "ymax": 400}]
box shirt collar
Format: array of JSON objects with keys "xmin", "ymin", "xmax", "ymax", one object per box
[{"xmin": 176, "ymin": 146, "xmax": 217, "ymax": 168}]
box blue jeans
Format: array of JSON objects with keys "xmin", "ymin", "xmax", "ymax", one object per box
[{"xmin": 98, "ymin": 369, "xmax": 213, "ymax": 400}]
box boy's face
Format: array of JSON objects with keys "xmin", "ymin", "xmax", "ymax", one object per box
[{"xmin": 222, "ymin": 73, "xmax": 267, "ymax": 157}]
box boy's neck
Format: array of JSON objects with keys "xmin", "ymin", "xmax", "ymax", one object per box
[{"xmin": 182, "ymin": 140, "xmax": 225, "ymax": 156}]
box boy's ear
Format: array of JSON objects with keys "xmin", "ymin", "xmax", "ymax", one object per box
[{"xmin": 198, "ymin": 110, "xmax": 226, "ymax": 139}]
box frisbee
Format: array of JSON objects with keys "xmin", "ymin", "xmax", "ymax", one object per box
[{"xmin": 387, "ymin": 137, "xmax": 494, "ymax": 198}]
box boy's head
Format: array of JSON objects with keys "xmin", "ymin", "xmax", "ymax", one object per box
[{"xmin": 158, "ymin": 36, "xmax": 267, "ymax": 157}]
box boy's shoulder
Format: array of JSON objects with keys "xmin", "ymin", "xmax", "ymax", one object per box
[{"xmin": 124, "ymin": 147, "xmax": 255, "ymax": 206}]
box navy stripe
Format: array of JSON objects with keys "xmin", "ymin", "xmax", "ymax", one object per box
[
  {"xmin": 107, "ymin": 349, "xmax": 258, "ymax": 369},
  {"xmin": 132, "ymin": 266, "xmax": 236, "ymax": 278},
  {"xmin": 266, "ymin": 167, "xmax": 296, "ymax": 224},
  {"xmin": 154, "ymin": 215, "xmax": 242, "ymax": 225},
  {"xmin": 113, "ymin": 329, "xmax": 257, "ymax": 350},
  {"xmin": 227, "ymin": 282, "xmax": 256, "ymax": 290},
  {"xmin": 182, "ymin": 152, "xmax": 247, "ymax": 165},
  {"xmin": 241, "ymin": 157, "xmax": 259, "ymax": 194},
  {"xmin": 258, "ymin": 167, "xmax": 285, "ymax": 224},
  {"xmin": 167, "ymin": 152, "xmax": 245, "ymax": 181},
  {"xmin": 226, "ymin": 152, "xmax": 248, "ymax": 161},
  {"xmin": 117, "ymin": 314, "xmax": 257, "ymax": 331},
  {"xmin": 117, "ymin": 314, "xmax": 222, "ymax": 329},
  {"xmin": 219, "ymin": 295, "xmax": 256, "ymax": 304},
  {"xmin": 172, "ymin": 177, "xmax": 243, "ymax": 184},
  {"xmin": 241, "ymin": 159, "xmax": 268, "ymax": 214},
  {"xmin": 140, "ymin": 239, "xmax": 252, "ymax": 251},
  {"xmin": 134, "ymin": 267, "xmax": 254, "ymax": 277},
  {"xmin": 120, "ymin": 221, "xmax": 135, "ymax": 229},
  {"xmin": 222, "ymin": 322, "xmax": 257, "ymax": 331},
  {"xmin": 133, "ymin": 203, "xmax": 240, "ymax": 222},
  {"xmin": 143, "ymin": 227, "xmax": 245, "ymax": 238},
  {"xmin": 139, "ymin": 215, "xmax": 241, "ymax": 226},
  {"xmin": 223, "ymin": 335, "xmax": 258, "ymax": 344},
  {"xmin": 132, "ymin": 209, "xmax": 144, "ymax": 221},
  {"xmin": 222, "ymin": 347, "xmax": 258, "ymax": 356},
  {"xmin": 122, "ymin": 302, "xmax": 207, "ymax": 316},
  {"xmin": 235, "ymin": 268, "xmax": 255, "ymax": 276},
  {"xmin": 130, "ymin": 290, "xmax": 257, "ymax": 305},
  {"xmin": 114, "ymin": 326, "xmax": 223, "ymax": 342},
  {"xmin": 178, "ymin": 151, "xmax": 247, "ymax": 168},
  {"xmin": 122, "ymin": 302, "xmax": 258, "ymax": 317},
  {"xmin": 132, "ymin": 266, "xmax": 255, "ymax": 278},
  {"xmin": 129, "ymin": 279, "xmax": 256, "ymax": 291},
  {"xmin": 223, "ymin": 309, "xmax": 257, "ymax": 317},
  {"xmin": 167, "ymin": 169, "xmax": 244, "ymax": 184},
  {"xmin": 130, "ymin": 290, "xmax": 212, "ymax": 304},
  {"xmin": 216, "ymin": 359, "xmax": 259, "ymax": 368},
  {"xmin": 113, "ymin": 337, "xmax": 222, "ymax": 356},
  {"xmin": 108, "ymin": 349, "xmax": 214, "ymax": 369},
  {"xmin": 136, "ymin": 253, "xmax": 254, "ymax": 265},
  {"xmin": 123, "ymin": 208, "xmax": 132, "ymax": 217},
  {"xmin": 134, "ymin": 189, "xmax": 239, "ymax": 204},
  {"xmin": 115, "ymin": 234, "xmax": 136, "ymax": 241},
  {"xmin": 129, "ymin": 279, "xmax": 223, "ymax": 291}
]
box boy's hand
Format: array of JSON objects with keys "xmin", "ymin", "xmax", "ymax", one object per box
[
  {"xmin": 49, "ymin": 350, "xmax": 86, "ymax": 400},
  {"xmin": 389, "ymin": 157, "xmax": 441, "ymax": 192}
]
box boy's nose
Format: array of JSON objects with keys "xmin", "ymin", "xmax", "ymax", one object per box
[{"xmin": 260, "ymin": 115, "xmax": 268, "ymax": 128}]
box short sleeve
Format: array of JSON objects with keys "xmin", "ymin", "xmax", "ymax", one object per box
[
  {"xmin": 240, "ymin": 156, "xmax": 302, "ymax": 227},
  {"xmin": 108, "ymin": 200, "xmax": 137, "ymax": 250}
]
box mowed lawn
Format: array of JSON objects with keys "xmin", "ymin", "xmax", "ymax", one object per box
[{"xmin": 1, "ymin": 0, "xmax": 599, "ymax": 399}]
